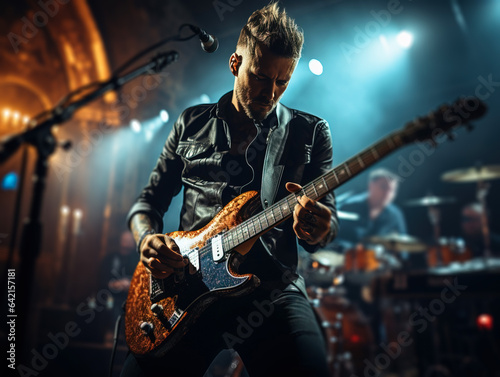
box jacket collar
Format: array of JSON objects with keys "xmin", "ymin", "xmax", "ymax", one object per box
[{"xmin": 213, "ymin": 91, "xmax": 293, "ymax": 130}]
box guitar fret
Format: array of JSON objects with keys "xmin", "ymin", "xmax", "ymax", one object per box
[
  {"xmin": 248, "ymin": 219, "xmax": 256, "ymax": 237},
  {"xmin": 357, "ymin": 155, "xmax": 365, "ymax": 168},
  {"xmin": 222, "ymin": 235, "xmax": 229, "ymax": 250},
  {"xmin": 303, "ymin": 186, "xmax": 313, "ymax": 199},
  {"xmin": 239, "ymin": 225, "xmax": 245, "ymax": 242},
  {"xmin": 394, "ymin": 133, "xmax": 402, "ymax": 146},
  {"xmin": 311, "ymin": 183, "xmax": 319, "ymax": 199},
  {"xmin": 332, "ymin": 169, "xmax": 340, "ymax": 184},
  {"xmin": 344, "ymin": 163, "xmax": 352, "ymax": 176},
  {"xmin": 261, "ymin": 214, "xmax": 269, "ymax": 228},
  {"xmin": 336, "ymin": 167, "xmax": 346, "ymax": 182},
  {"xmin": 281, "ymin": 201, "xmax": 290, "ymax": 216},
  {"xmin": 273, "ymin": 206, "xmax": 282, "ymax": 221},
  {"xmin": 268, "ymin": 210, "xmax": 276, "ymax": 224},
  {"xmin": 277, "ymin": 203, "xmax": 284, "ymax": 218},
  {"xmin": 321, "ymin": 176, "xmax": 329, "ymax": 193},
  {"xmin": 286, "ymin": 197, "xmax": 296, "ymax": 213},
  {"xmin": 372, "ymin": 147, "xmax": 379, "ymax": 159},
  {"xmin": 254, "ymin": 217, "xmax": 262, "ymax": 233},
  {"xmin": 387, "ymin": 136, "xmax": 395, "ymax": 149}
]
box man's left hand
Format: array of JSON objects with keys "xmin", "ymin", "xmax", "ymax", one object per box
[{"xmin": 286, "ymin": 182, "xmax": 332, "ymax": 245}]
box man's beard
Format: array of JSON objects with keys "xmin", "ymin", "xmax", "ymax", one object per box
[{"xmin": 235, "ymin": 84, "xmax": 275, "ymax": 122}]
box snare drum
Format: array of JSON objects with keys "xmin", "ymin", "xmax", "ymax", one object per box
[
  {"xmin": 344, "ymin": 244, "xmax": 380, "ymax": 272},
  {"xmin": 300, "ymin": 250, "xmax": 344, "ymax": 287},
  {"xmin": 427, "ymin": 237, "xmax": 472, "ymax": 267}
]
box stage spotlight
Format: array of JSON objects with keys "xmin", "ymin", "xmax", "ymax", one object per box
[
  {"xmin": 379, "ymin": 35, "xmax": 390, "ymax": 52},
  {"xmin": 159, "ymin": 110, "xmax": 169, "ymax": 123},
  {"xmin": 396, "ymin": 31, "xmax": 413, "ymax": 49},
  {"xmin": 309, "ymin": 59, "xmax": 323, "ymax": 76},
  {"xmin": 74, "ymin": 209, "xmax": 83, "ymax": 219},
  {"xmin": 130, "ymin": 119, "xmax": 142, "ymax": 133},
  {"xmin": 199, "ymin": 94, "xmax": 211, "ymax": 103},
  {"xmin": 1, "ymin": 172, "xmax": 18, "ymax": 190}
]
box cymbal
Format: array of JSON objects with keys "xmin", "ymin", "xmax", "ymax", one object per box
[
  {"xmin": 405, "ymin": 195, "xmax": 455, "ymax": 207},
  {"xmin": 367, "ymin": 233, "xmax": 427, "ymax": 252},
  {"xmin": 441, "ymin": 165, "xmax": 500, "ymax": 183},
  {"xmin": 338, "ymin": 210, "xmax": 359, "ymax": 221},
  {"xmin": 311, "ymin": 250, "xmax": 345, "ymax": 267}
]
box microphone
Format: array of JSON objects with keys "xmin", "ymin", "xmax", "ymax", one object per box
[{"xmin": 193, "ymin": 26, "xmax": 219, "ymax": 53}]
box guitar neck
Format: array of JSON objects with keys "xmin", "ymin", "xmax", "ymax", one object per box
[{"xmin": 222, "ymin": 130, "xmax": 405, "ymax": 251}]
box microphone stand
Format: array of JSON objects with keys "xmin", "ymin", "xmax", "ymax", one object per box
[{"xmin": 0, "ymin": 50, "xmax": 179, "ymax": 361}]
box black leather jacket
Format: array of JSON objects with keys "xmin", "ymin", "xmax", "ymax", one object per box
[{"xmin": 127, "ymin": 91, "xmax": 338, "ymax": 292}]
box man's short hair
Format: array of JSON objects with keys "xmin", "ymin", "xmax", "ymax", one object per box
[
  {"xmin": 369, "ymin": 168, "xmax": 400, "ymax": 183},
  {"xmin": 236, "ymin": 2, "xmax": 304, "ymax": 59}
]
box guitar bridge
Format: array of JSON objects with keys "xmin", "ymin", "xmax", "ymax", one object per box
[{"xmin": 167, "ymin": 307, "xmax": 184, "ymax": 329}]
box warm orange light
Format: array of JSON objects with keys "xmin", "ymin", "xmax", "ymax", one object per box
[
  {"xmin": 74, "ymin": 209, "xmax": 83, "ymax": 219},
  {"xmin": 23, "ymin": 116, "xmax": 30, "ymax": 124},
  {"xmin": 3, "ymin": 108, "xmax": 10, "ymax": 118},
  {"xmin": 312, "ymin": 261, "xmax": 319, "ymax": 269}
]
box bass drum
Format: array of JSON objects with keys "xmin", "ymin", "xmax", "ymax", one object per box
[{"xmin": 309, "ymin": 288, "xmax": 374, "ymax": 377}]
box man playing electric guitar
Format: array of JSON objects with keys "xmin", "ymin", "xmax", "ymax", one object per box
[{"xmin": 121, "ymin": 3, "xmax": 338, "ymax": 376}]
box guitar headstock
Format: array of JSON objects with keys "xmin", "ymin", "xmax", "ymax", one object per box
[{"xmin": 400, "ymin": 97, "xmax": 487, "ymax": 145}]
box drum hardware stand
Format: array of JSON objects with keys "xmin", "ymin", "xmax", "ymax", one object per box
[
  {"xmin": 329, "ymin": 311, "xmax": 354, "ymax": 377},
  {"xmin": 476, "ymin": 174, "xmax": 492, "ymax": 262},
  {"xmin": 427, "ymin": 202, "xmax": 443, "ymax": 266}
]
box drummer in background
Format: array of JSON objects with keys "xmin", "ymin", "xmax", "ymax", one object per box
[
  {"xmin": 329, "ymin": 167, "xmax": 407, "ymax": 251},
  {"xmin": 325, "ymin": 168, "xmax": 408, "ymax": 345},
  {"xmin": 461, "ymin": 202, "xmax": 500, "ymax": 257}
]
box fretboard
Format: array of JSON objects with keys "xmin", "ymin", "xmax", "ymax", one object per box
[{"xmin": 222, "ymin": 130, "xmax": 404, "ymax": 251}]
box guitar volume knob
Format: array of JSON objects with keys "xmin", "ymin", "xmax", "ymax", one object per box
[
  {"xmin": 139, "ymin": 321, "xmax": 154, "ymax": 335},
  {"xmin": 150, "ymin": 303, "xmax": 164, "ymax": 317}
]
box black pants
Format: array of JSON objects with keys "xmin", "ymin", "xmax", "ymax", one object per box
[{"xmin": 120, "ymin": 288, "xmax": 330, "ymax": 377}]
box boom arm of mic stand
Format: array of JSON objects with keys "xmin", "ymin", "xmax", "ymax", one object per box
[
  {"xmin": 7, "ymin": 49, "xmax": 178, "ymax": 361},
  {"xmin": 0, "ymin": 50, "xmax": 179, "ymax": 164}
]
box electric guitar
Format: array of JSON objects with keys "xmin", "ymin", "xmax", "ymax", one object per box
[{"xmin": 125, "ymin": 98, "xmax": 487, "ymax": 357}]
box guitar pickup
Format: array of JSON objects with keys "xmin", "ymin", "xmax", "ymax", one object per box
[
  {"xmin": 211, "ymin": 234, "xmax": 224, "ymax": 262},
  {"xmin": 185, "ymin": 247, "xmax": 200, "ymax": 275}
]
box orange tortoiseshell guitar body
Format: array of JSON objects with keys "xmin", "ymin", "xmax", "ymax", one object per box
[{"xmin": 125, "ymin": 191, "xmax": 262, "ymax": 357}]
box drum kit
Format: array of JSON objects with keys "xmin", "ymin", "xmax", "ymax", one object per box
[{"xmin": 300, "ymin": 164, "xmax": 500, "ymax": 377}]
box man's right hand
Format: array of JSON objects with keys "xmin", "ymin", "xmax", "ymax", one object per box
[{"xmin": 139, "ymin": 234, "xmax": 188, "ymax": 279}]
